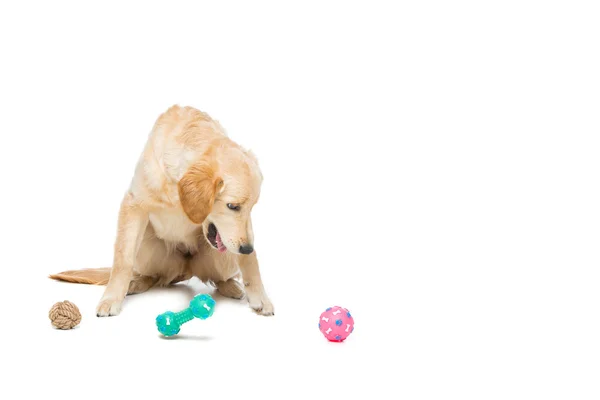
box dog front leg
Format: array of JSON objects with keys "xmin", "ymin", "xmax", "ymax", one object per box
[
  {"xmin": 96, "ymin": 195, "xmax": 148, "ymax": 317},
  {"xmin": 238, "ymin": 251, "xmax": 274, "ymax": 316}
]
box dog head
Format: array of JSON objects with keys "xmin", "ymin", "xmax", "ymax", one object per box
[{"xmin": 178, "ymin": 146, "xmax": 262, "ymax": 255}]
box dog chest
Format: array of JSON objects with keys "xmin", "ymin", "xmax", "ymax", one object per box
[{"xmin": 148, "ymin": 210, "xmax": 200, "ymax": 245}]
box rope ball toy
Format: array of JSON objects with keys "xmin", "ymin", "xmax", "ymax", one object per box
[{"xmin": 49, "ymin": 300, "xmax": 82, "ymax": 330}]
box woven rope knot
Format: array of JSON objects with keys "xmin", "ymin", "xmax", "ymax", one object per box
[{"xmin": 49, "ymin": 300, "xmax": 82, "ymax": 329}]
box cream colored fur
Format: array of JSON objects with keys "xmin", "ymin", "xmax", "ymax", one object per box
[{"xmin": 50, "ymin": 105, "xmax": 274, "ymax": 316}]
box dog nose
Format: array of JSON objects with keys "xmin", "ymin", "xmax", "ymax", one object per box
[{"xmin": 239, "ymin": 244, "xmax": 254, "ymax": 255}]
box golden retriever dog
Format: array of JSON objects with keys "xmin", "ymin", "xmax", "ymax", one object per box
[{"xmin": 50, "ymin": 105, "xmax": 274, "ymax": 317}]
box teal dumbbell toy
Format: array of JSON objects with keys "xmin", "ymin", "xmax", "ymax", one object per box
[{"xmin": 156, "ymin": 294, "xmax": 216, "ymax": 336}]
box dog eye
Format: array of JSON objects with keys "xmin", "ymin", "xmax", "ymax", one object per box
[{"xmin": 227, "ymin": 203, "xmax": 240, "ymax": 211}]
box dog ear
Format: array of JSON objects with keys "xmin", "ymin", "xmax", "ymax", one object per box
[{"xmin": 178, "ymin": 163, "xmax": 223, "ymax": 224}]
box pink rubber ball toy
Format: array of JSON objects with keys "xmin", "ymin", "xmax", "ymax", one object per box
[{"xmin": 319, "ymin": 306, "xmax": 354, "ymax": 342}]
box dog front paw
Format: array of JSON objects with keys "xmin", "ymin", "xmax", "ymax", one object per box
[
  {"xmin": 249, "ymin": 296, "xmax": 274, "ymax": 316},
  {"xmin": 96, "ymin": 297, "xmax": 122, "ymax": 317}
]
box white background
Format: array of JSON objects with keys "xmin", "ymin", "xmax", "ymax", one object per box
[{"xmin": 1, "ymin": 1, "xmax": 599, "ymax": 399}]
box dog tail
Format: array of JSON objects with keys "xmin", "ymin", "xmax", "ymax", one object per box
[{"xmin": 49, "ymin": 268, "xmax": 110, "ymax": 285}]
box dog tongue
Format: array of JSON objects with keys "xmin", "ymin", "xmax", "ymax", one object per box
[{"xmin": 215, "ymin": 232, "xmax": 227, "ymax": 253}]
